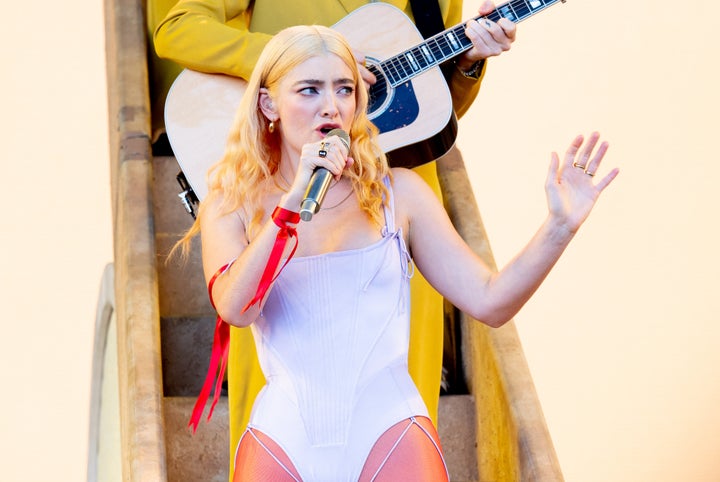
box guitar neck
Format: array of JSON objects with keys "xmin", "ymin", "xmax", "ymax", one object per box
[{"xmin": 381, "ymin": 0, "xmax": 565, "ymax": 87}]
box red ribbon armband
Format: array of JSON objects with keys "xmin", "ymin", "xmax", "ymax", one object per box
[
  {"xmin": 188, "ymin": 207, "xmax": 300, "ymax": 433},
  {"xmin": 241, "ymin": 206, "xmax": 300, "ymax": 312}
]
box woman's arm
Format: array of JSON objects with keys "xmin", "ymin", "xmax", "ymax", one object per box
[
  {"xmin": 399, "ymin": 132, "xmax": 619, "ymax": 327},
  {"xmin": 200, "ymin": 188, "xmax": 305, "ymax": 327},
  {"xmin": 200, "ymin": 136, "xmax": 351, "ymax": 327}
]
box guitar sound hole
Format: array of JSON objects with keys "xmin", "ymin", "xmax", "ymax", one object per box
[{"xmin": 366, "ymin": 62, "xmax": 389, "ymax": 119}]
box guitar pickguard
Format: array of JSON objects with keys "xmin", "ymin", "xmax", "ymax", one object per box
[
  {"xmin": 372, "ymin": 81, "xmax": 419, "ymax": 132},
  {"xmin": 367, "ymin": 60, "xmax": 420, "ymax": 133}
]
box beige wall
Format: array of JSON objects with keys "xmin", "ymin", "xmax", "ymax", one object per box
[
  {"xmin": 1, "ymin": 0, "xmax": 718, "ymax": 480},
  {"xmin": 458, "ymin": 0, "xmax": 720, "ymax": 480},
  {"xmin": 1, "ymin": 0, "xmax": 112, "ymax": 480}
]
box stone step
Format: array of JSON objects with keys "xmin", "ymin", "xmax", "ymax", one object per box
[
  {"xmin": 152, "ymin": 155, "xmax": 211, "ymax": 319},
  {"xmin": 161, "ymin": 315, "xmax": 216, "ymax": 396},
  {"xmin": 151, "ymin": 155, "xmax": 196, "ymax": 237},
  {"xmin": 164, "ymin": 396, "xmax": 229, "ymax": 482},
  {"xmin": 164, "ymin": 394, "xmax": 476, "ymax": 481},
  {"xmin": 438, "ymin": 394, "xmax": 479, "ymax": 482}
]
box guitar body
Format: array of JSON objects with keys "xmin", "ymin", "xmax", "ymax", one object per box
[
  {"xmin": 165, "ymin": 0, "xmax": 565, "ymax": 200},
  {"xmin": 333, "ymin": 4, "xmax": 455, "ymax": 167},
  {"xmin": 164, "ymin": 71, "xmax": 245, "ymax": 201},
  {"xmin": 164, "ymin": 3, "xmax": 453, "ymax": 201}
]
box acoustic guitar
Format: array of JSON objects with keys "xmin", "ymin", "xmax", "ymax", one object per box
[{"xmin": 165, "ymin": 0, "xmax": 565, "ymax": 201}]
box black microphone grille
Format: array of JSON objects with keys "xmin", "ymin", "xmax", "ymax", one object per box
[{"xmin": 326, "ymin": 128, "xmax": 350, "ymax": 151}]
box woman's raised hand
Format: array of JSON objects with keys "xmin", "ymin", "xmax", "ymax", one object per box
[{"xmin": 545, "ymin": 132, "xmax": 619, "ymax": 234}]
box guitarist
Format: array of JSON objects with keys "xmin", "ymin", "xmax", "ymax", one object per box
[{"xmin": 152, "ymin": 0, "xmax": 516, "ymax": 472}]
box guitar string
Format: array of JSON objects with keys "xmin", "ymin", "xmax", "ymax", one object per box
[{"xmin": 380, "ymin": 0, "xmax": 559, "ymax": 87}]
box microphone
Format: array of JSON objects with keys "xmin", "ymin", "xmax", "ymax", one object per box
[{"xmin": 299, "ymin": 129, "xmax": 350, "ymax": 221}]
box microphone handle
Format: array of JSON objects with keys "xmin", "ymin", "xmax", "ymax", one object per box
[{"xmin": 299, "ymin": 168, "xmax": 333, "ymax": 221}]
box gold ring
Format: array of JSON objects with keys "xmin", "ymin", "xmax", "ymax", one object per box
[
  {"xmin": 319, "ymin": 142, "xmax": 328, "ymax": 158},
  {"xmin": 572, "ymin": 162, "xmax": 586, "ymax": 169},
  {"xmin": 586, "ymin": 171, "xmax": 595, "ymax": 177}
]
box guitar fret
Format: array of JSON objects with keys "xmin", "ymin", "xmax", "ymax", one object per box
[
  {"xmin": 396, "ymin": 56, "xmax": 414, "ymax": 78},
  {"xmin": 383, "ymin": 59, "xmax": 401, "ymax": 85},
  {"xmin": 392, "ymin": 59, "xmax": 408, "ymax": 80},
  {"xmin": 498, "ymin": 3, "xmax": 518, "ymax": 21},
  {"xmin": 445, "ymin": 31, "xmax": 461, "ymax": 51},
  {"xmin": 409, "ymin": 47, "xmax": 429, "ymax": 70},
  {"xmin": 381, "ymin": 0, "xmax": 563, "ymax": 87},
  {"xmin": 431, "ymin": 36, "xmax": 449, "ymax": 60},
  {"xmin": 397, "ymin": 56, "xmax": 413, "ymax": 76},
  {"xmin": 426, "ymin": 38, "xmax": 442, "ymax": 61},
  {"xmin": 451, "ymin": 25, "xmax": 472, "ymax": 49},
  {"xmin": 420, "ymin": 45, "xmax": 434, "ymax": 64},
  {"xmin": 405, "ymin": 52, "xmax": 420, "ymax": 72}
]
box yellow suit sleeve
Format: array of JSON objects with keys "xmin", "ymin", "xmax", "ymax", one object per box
[{"xmin": 153, "ymin": 0, "xmax": 270, "ymax": 81}]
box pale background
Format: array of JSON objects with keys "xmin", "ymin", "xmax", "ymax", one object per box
[{"xmin": 1, "ymin": 0, "xmax": 718, "ymax": 481}]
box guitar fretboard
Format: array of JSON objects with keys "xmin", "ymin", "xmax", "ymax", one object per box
[{"xmin": 381, "ymin": 0, "xmax": 564, "ymax": 87}]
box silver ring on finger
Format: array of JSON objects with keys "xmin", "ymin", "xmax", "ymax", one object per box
[{"xmin": 319, "ymin": 142, "xmax": 328, "ymax": 158}]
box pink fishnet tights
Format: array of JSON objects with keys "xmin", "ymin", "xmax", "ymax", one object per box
[{"xmin": 232, "ymin": 416, "xmax": 448, "ymax": 482}]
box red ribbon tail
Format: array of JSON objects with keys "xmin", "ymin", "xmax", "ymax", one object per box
[
  {"xmin": 207, "ymin": 321, "xmax": 230, "ymax": 421},
  {"xmin": 190, "ymin": 209, "xmax": 299, "ymax": 432},
  {"xmin": 188, "ymin": 316, "xmax": 229, "ymax": 433},
  {"xmin": 241, "ymin": 228, "xmax": 297, "ymax": 313}
]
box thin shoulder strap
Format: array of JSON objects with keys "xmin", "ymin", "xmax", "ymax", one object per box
[{"xmin": 381, "ymin": 176, "xmax": 396, "ymax": 233}]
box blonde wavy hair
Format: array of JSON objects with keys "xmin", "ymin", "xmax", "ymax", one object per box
[{"xmin": 175, "ymin": 25, "xmax": 391, "ymax": 258}]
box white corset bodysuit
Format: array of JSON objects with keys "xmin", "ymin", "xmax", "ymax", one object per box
[{"xmin": 245, "ymin": 182, "xmax": 429, "ymax": 481}]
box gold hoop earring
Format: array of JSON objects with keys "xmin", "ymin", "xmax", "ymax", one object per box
[{"xmin": 268, "ymin": 120, "xmax": 276, "ymax": 133}]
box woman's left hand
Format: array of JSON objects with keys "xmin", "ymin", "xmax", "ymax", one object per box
[{"xmin": 545, "ymin": 132, "xmax": 619, "ymax": 234}]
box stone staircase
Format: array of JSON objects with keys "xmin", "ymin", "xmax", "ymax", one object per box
[
  {"xmin": 152, "ymin": 155, "xmax": 227, "ymax": 481},
  {"xmin": 99, "ymin": 1, "xmax": 564, "ymax": 480}
]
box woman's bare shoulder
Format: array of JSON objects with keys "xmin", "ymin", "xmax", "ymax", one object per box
[
  {"xmin": 389, "ymin": 167, "xmax": 438, "ymax": 202},
  {"xmin": 200, "ymin": 191, "xmax": 246, "ymax": 233},
  {"xmin": 389, "ymin": 167, "xmax": 429, "ymax": 191}
]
